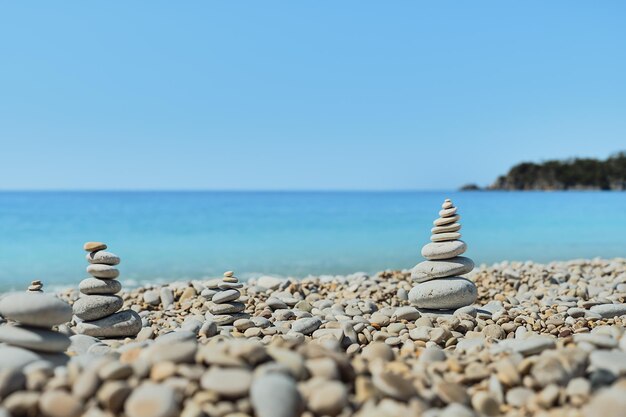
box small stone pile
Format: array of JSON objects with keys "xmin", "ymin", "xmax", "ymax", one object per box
[
  {"xmin": 0, "ymin": 292, "xmax": 72, "ymax": 366},
  {"xmin": 206, "ymin": 271, "xmax": 248, "ymax": 325},
  {"xmin": 27, "ymin": 280, "xmax": 43, "ymax": 292},
  {"xmin": 408, "ymin": 198, "xmax": 478, "ymax": 311},
  {"xmin": 73, "ymin": 241, "xmax": 141, "ymax": 338}
]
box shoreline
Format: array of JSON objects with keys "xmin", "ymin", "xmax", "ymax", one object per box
[{"xmin": 1, "ymin": 258, "xmax": 625, "ymax": 416}]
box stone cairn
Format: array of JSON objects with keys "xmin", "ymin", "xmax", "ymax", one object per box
[
  {"xmin": 408, "ymin": 199, "xmax": 478, "ymax": 311},
  {"xmin": 206, "ymin": 271, "xmax": 248, "ymax": 326},
  {"xmin": 0, "ymin": 292, "xmax": 72, "ymax": 360},
  {"xmin": 73, "ymin": 241, "xmax": 141, "ymax": 338},
  {"xmin": 27, "ymin": 280, "xmax": 43, "ymax": 293}
]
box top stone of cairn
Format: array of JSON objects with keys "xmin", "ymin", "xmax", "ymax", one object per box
[{"xmin": 84, "ymin": 242, "xmax": 107, "ymax": 252}]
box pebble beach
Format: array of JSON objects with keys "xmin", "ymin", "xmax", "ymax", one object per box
[
  {"xmin": 1, "ymin": 201, "xmax": 626, "ymax": 417},
  {"xmin": 0, "ymin": 257, "xmax": 625, "ymax": 417}
]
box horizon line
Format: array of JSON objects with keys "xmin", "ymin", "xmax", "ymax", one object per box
[{"xmin": 0, "ymin": 188, "xmax": 459, "ymax": 193}]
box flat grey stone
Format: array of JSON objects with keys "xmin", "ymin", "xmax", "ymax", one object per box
[
  {"xmin": 0, "ymin": 293, "xmax": 72, "ymax": 328},
  {"xmin": 250, "ymin": 372, "xmax": 302, "ymax": 417},
  {"xmin": 431, "ymin": 223, "xmax": 461, "ymax": 234},
  {"xmin": 590, "ymin": 350, "xmax": 626, "ymax": 376},
  {"xmin": 392, "ymin": 306, "xmax": 421, "ymax": 321},
  {"xmin": 218, "ymin": 282, "xmax": 243, "ymax": 290},
  {"xmin": 155, "ymin": 330, "xmax": 197, "ymax": 345},
  {"xmin": 590, "ymin": 304, "xmax": 626, "ymax": 318},
  {"xmin": 86, "ymin": 264, "xmax": 120, "ymax": 279},
  {"xmin": 421, "ymin": 240, "xmax": 467, "ymax": 260},
  {"xmin": 433, "ymin": 214, "xmax": 460, "ymax": 226},
  {"xmin": 0, "ymin": 345, "xmax": 42, "ymax": 370},
  {"xmin": 86, "ymin": 251, "xmax": 120, "ymax": 265},
  {"xmin": 431, "ymin": 232, "xmax": 462, "ymax": 242},
  {"xmin": 573, "ymin": 333, "xmax": 618, "ymax": 349},
  {"xmin": 212, "ymin": 289, "xmax": 241, "ymax": 304},
  {"xmin": 73, "ymin": 295, "xmax": 123, "ymax": 321},
  {"xmin": 75, "ymin": 310, "xmax": 141, "ymax": 338},
  {"xmin": 68, "ymin": 334, "xmax": 101, "ymax": 354},
  {"xmin": 439, "ymin": 207, "xmax": 457, "ymax": 217},
  {"xmin": 266, "ymin": 297, "xmax": 288, "ymax": 310},
  {"xmin": 411, "ymin": 257, "xmax": 475, "ymax": 282},
  {"xmin": 79, "ymin": 278, "xmax": 122, "ymax": 295},
  {"xmin": 492, "ymin": 336, "xmax": 556, "ymax": 356},
  {"xmin": 291, "ymin": 317, "xmax": 322, "ymax": 335},
  {"xmin": 0, "ymin": 325, "xmax": 70, "ymax": 353},
  {"xmin": 209, "ymin": 302, "xmax": 245, "ymax": 315},
  {"xmin": 409, "ymin": 277, "xmax": 477, "ymax": 309}
]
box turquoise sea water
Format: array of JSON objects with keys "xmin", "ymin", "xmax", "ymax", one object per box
[{"xmin": 0, "ymin": 191, "xmax": 625, "ymax": 290}]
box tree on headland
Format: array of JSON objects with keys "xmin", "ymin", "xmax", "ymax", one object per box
[{"xmin": 462, "ymin": 152, "xmax": 626, "ymax": 191}]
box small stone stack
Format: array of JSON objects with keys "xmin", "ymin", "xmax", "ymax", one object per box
[
  {"xmin": 73, "ymin": 242, "xmax": 141, "ymax": 338},
  {"xmin": 0, "ymin": 292, "xmax": 72, "ymax": 361},
  {"xmin": 408, "ymin": 199, "xmax": 478, "ymax": 311},
  {"xmin": 27, "ymin": 280, "xmax": 43, "ymax": 292},
  {"xmin": 207, "ymin": 271, "xmax": 248, "ymax": 325}
]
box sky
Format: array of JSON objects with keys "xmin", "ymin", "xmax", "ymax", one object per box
[{"xmin": 0, "ymin": 2, "xmax": 625, "ymax": 190}]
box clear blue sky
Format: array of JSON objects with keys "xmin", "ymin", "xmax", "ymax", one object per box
[{"xmin": 1, "ymin": 2, "xmax": 624, "ymax": 190}]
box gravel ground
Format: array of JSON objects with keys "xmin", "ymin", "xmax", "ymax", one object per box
[{"xmin": 1, "ymin": 258, "xmax": 626, "ymax": 417}]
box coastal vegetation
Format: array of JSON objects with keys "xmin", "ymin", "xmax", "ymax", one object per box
[{"xmin": 462, "ymin": 151, "xmax": 626, "ymax": 191}]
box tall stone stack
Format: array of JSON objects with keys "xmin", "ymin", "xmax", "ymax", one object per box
[
  {"xmin": 0, "ymin": 292, "xmax": 72, "ymax": 361},
  {"xmin": 408, "ymin": 199, "xmax": 478, "ymax": 311},
  {"xmin": 207, "ymin": 271, "xmax": 248, "ymax": 325},
  {"xmin": 73, "ymin": 242, "xmax": 141, "ymax": 338},
  {"xmin": 27, "ymin": 280, "xmax": 43, "ymax": 293}
]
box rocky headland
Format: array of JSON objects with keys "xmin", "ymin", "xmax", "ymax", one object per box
[{"xmin": 461, "ymin": 151, "xmax": 626, "ymax": 191}]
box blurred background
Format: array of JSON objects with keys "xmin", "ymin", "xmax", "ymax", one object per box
[{"xmin": 1, "ymin": 2, "xmax": 625, "ymax": 289}]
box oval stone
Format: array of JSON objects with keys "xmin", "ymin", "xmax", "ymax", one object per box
[
  {"xmin": 439, "ymin": 207, "xmax": 457, "ymax": 217},
  {"xmin": 0, "ymin": 345, "xmax": 41, "ymax": 370},
  {"xmin": 86, "ymin": 264, "xmax": 120, "ymax": 279},
  {"xmin": 73, "ymin": 295, "xmax": 123, "ymax": 321},
  {"xmin": 431, "ymin": 232, "xmax": 462, "ymax": 242},
  {"xmin": 0, "ymin": 293, "xmax": 72, "ymax": 328},
  {"xmin": 201, "ymin": 367, "xmax": 252, "ymax": 399},
  {"xmin": 75, "ymin": 310, "xmax": 141, "ymax": 338},
  {"xmin": 125, "ymin": 383, "xmax": 179, "ymax": 417},
  {"xmin": 251, "ymin": 372, "xmax": 302, "ymax": 417},
  {"xmin": 209, "ymin": 302, "xmax": 245, "ymax": 315},
  {"xmin": 79, "ymin": 278, "xmax": 122, "ymax": 295},
  {"xmin": 291, "ymin": 317, "xmax": 322, "ymax": 335},
  {"xmin": 431, "ymin": 223, "xmax": 461, "ymax": 234},
  {"xmin": 84, "ymin": 242, "xmax": 107, "ymax": 252},
  {"xmin": 0, "ymin": 325, "xmax": 71, "ymax": 353},
  {"xmin": 212, "ymin": 289, "xmax": 241, "ymax": 304},
  {"xmin": 86, "ymin": 251, "xmax": 120, "ymax": 266},
  {"xmin": 409, "ymin": 277, "xmax": 477, "ymax": 309},
  {"xmin": 412, "ymin": 257, "xmax": 475, "ymax": 282},
  {"xmin": 421, "ymin": 240, "xmax": 467, "ymax": 260},
  {"xmin": 433, "ymin": 215, "xmax": 460, "ymax": 227}
]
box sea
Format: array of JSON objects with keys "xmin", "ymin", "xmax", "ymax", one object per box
[{"xmin": 1, "ymin": 191, "xmax": 625, "ymax": 291}]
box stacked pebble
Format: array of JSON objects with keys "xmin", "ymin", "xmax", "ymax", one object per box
[
  {"xmin": 73, "ymin": 241, "xmax": 141, "ymax": 338},
  {"xmin": 408, "ymin": 198, "xmax": 478, "ymax": 311},
  {"xmin": 0, "ymin": 292, "xmax": 72, "ymax": 367},
  {"xmin": 27, "ymin": 280, "xmax": 43, "ymax": 292},
  {"xmin": 206, "ymin": 271, "xmax": 248, "ymax": 325}
]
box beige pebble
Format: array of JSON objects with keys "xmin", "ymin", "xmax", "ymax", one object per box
[{"xmin": 84, "ymin": 241, "xmax": 107, "ymax": 252}]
